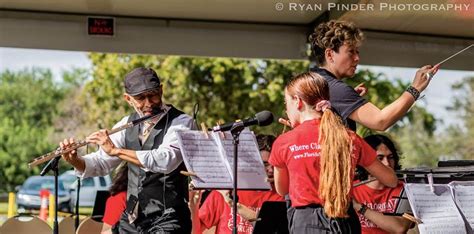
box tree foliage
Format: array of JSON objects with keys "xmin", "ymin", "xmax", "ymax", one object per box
[
  {"xmin": 83, "ymin": 54, "xmax": 308, "ymax": 135},
  {"xmin": 440, "ymin": 76, "xmax": 474, "ymax": 160},
  {"xmin": 0, "ymin": 69, "xmax": 65, "ymax": 192}
]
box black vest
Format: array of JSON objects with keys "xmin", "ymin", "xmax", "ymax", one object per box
[{"xmin": 125, "ymin": 106, "xmax": 188, "ymax": 217}]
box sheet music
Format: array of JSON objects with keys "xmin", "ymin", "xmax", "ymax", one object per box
[
  {"xmin": 176, "ymin": 130, "xmax": 232, "ymax": 188},
  {"xmin": 176, "ymin": 130, "xmax": 270, "ymax": 190},
  {"xmin": 214, "ymin": 130, "xmax": 271, "ymax": 190},
  {"xmin": 449, "ymin": 182, "xmax": 474, "ymax": 230},
  {"xmin": 404, "ymin": 183, "xmax": 466, "ymax": 233}
]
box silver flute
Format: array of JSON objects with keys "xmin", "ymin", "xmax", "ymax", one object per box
[{"xmin": 28, "ymin": 112, "xmax": 161, "ymax": 168}]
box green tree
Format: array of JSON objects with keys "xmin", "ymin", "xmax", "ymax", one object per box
[
  {"xmin": 52, "ymin": 68, "xmax": 94, "ymax": 140},
  {"xmin": 0, "ymin": 69, "xmax": 65, "ymax": 192},
  {"xmin": 395, "ymin": 107, "xmax": 443, "ymax": 167},
  {"xmin": 440, "ymin": 76, "xmax": 474, "ymax": 160},
  {"xmin": 82, "ymin": 54, "xmax": 308, "ymax": 135}
]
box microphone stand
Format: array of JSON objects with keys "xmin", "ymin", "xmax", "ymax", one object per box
[
  {"xmin": 75, "ymin": 177, "xmax": 81, "ymax": 231},
  {"xmin": 230, "ymin": 122, "xmax": 245, "ymax": 234},
  {"xmin": 40, "ymin": 157, "xmax": 60, "ymax": 234}
]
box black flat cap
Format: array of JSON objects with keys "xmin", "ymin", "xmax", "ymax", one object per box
[{"xmin": 124, "ymin": 67, "xmax": 161, "ymax": 96}]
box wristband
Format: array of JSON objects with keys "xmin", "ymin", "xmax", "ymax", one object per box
[
  {"xmin": 359, "ymin": 204, "xmax": 368, "ymax": 216},
  {"xmin": 406, "ymin": 86, "xmax": 420, "ymax": 101}
]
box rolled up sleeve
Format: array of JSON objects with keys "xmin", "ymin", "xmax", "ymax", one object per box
[{"xmin": 136, "ymin": 114, "xmax": 195, "ymax": 174}]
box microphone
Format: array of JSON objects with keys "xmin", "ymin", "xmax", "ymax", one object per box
[{"xmin": 212, "ymin": 111, "xmax": 274, "ymax": 132}]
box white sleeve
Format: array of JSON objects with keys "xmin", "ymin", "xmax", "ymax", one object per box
[
  {"xmin": 75, "ymin": 116, "xmax": 128, "ymax": 178},
  {"xmin": 135, "ymin": 114, "xmax": 195, "ymax": 173}
]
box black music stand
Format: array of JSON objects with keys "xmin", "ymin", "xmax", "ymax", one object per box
[
  {"xmin": 91, "ymin": 190, "xmax": 111, "ymax": 221},
  {"xmin": 252, "ymin": 201, "xmax": 289, "ymax": 234},
  {"xmin": 40, "ymin": 156, "xmax": 61, "ymax": 234},
  {"xmin": 230, "ymin": 122, "xmax": 245, "ymax": 234},
  {"xmin": 383, "ymin": 187, "xmax": 412, "ymax": 216}
]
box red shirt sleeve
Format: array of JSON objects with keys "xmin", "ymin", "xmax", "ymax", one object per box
[
  {"xmin": 102, "ymin": 191, "xmax": 127, "ymax": 226},
  {"xmin": 355, "ymin": 135, "xmax": 377, "ymax": 168},
  {"xmin": 269, "ymin": 137, "xmax": 286, "ymax": 168},
  {"xmin": 199, "ymin": 191, "xmax": 225, "ymax": 230}
]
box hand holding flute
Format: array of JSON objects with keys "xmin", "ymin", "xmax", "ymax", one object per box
[
  {"xmin": 85, "ymin": 129, "xmax": 120, "ymax": 156},
  {"xmin": 28, "ymin": 110, "xmax": 159, "ymax": 168},
  {"xmin": 60, "ymin": 137, "xmax": 85, "ymax": 172},
  {"xmin": 59, "ymin": 129, "xmax": 117, "ymax": 172}
]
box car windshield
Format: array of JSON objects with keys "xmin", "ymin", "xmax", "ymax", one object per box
[
  {"xmin": 59, "ymin": 173, "xmax": 77, "ymax": 189},
  {"xmin": 23, "ymin": 177, "xmax": 65, "ymax": 191}
]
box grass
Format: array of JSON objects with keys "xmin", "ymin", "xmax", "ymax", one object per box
[{"xmin": 0, "ymin": 203, "xmax": 7, "ymax": 214}]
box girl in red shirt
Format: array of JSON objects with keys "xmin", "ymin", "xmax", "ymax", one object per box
[
  {"xmin": 269, "ymin": 72, "xmax": 398, "ymax": 233},
  {"xmin": 101, "ymin": 164, "xmax": 128, "ymax": 234}
]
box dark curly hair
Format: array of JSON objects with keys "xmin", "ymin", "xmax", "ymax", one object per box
[
  {"xmin": 356, "ymin": 134, "xmax": 402, "ymax": 181},
  {"xmin": 365, "ymin": 134, "xmax": 402, "ymax": 170},
  {"xmin": 256, "ymin": 134, "xmax": 276, "ymax": 152},
  {"xmin": 109, "ymin": 163, "xmax": 128, "ymax": 196},
  {"xmin": 309, "ymin": 20, "xmax": 364, "ymax": 66}
]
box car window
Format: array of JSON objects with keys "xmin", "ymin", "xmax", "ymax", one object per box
[
  {"xmin": 99, "ymin": 177, "xmax": 107, "ymax": 187},
  {"xmin": 81, "ymin": 177, "xmax": 95, "ymax": 187},
  {"xmin": 24, "ymin": 178, "xmax": 65, "ymax": 191},
  {"xmin": 59, "ymin": 174, "xmax": 77, "ymax": 189},
  {"xmin": 24, "ymin": 180, "xmax": 44, "ymax": 191}
]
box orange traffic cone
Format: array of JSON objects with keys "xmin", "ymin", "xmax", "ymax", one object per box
[{"xmin": 39, "ymin": 189, "xmax": 50, "ymax": 221}]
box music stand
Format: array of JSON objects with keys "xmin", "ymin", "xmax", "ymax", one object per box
[
  {"xmin": 394, "ymin": 187, "xmax": 412, "ymax": 215},
  {"xmin": 252, "ymin": 201, "xmax": 289, "ymax": 234},
  {"xmin": 91, "ymin": 190, "xmax": 110, "ymax": 222}
]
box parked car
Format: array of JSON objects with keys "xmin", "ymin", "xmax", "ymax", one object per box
[
  {"xmin": 59, "ymin": 170, "xmax": 77, "ymax": 190},
  {"xmin": 59, "ymin": 170, "xmax": 111, "ymax": 209},
  {"xmin": 16, "ymin": 175, "xmax": 71, "ymax": 212}
]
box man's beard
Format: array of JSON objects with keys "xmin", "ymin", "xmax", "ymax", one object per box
[{"xmin": 132, "ymin": 103, "xmax": 163, "ymax": 118}]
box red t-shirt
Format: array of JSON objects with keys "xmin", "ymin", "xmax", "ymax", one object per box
[
  {"xmin": 199, "ymin": 190, "xmax": 284, "ymax": 234},
  {"xmin": 102, "ymin": 191, "xmax": 127, "ymax": 226},
  {"xmin": 269, "ymin": 119, "xmax": 377, "ymax": 207},
  {"xmin": 352, "ymin": 182, "xmax": 404, "ymax": 234}
]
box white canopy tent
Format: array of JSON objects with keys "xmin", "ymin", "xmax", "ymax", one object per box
[{"xmin": 1, "ymin": 0, "xmax": 473, "ymax": 70}]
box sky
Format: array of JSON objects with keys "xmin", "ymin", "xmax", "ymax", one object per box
[{"xmin": 1, "ymin": 47, "xmax": 473, "ymax": 131}]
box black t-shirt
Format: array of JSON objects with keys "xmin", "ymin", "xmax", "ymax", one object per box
[{"xmin": 310, "ymin": 67, "xmax": 368, "ymax": 131}]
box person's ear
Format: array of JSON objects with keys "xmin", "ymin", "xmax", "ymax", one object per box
[
  {"xmin": 325, "ymin": 48, "xmax": 334, "ymax": 64},
  {"xmin": 295, "ymin": 96, "xmax": 304, "ymax": 110},
  {"xmin": 123, "ymin": 93, "xmax": 133, "ymax": 105}
]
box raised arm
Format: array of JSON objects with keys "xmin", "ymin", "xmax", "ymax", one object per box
[
  {"xmin": 350, "ymin": 65, "xmax": 438, "ymax": 131},
  {"xmin": 85, "ymin": 114, "xmax": 194, "ymax": 174}
]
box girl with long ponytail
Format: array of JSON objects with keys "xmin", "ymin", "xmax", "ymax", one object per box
[{"xmin": 269, "ymin": 72, "xmax": 397, "ymax": 233}]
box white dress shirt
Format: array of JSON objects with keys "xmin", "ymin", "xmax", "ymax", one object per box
[{"xmin": 76, "ymin": 108, "xmax": 194, "ymax": 178}]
